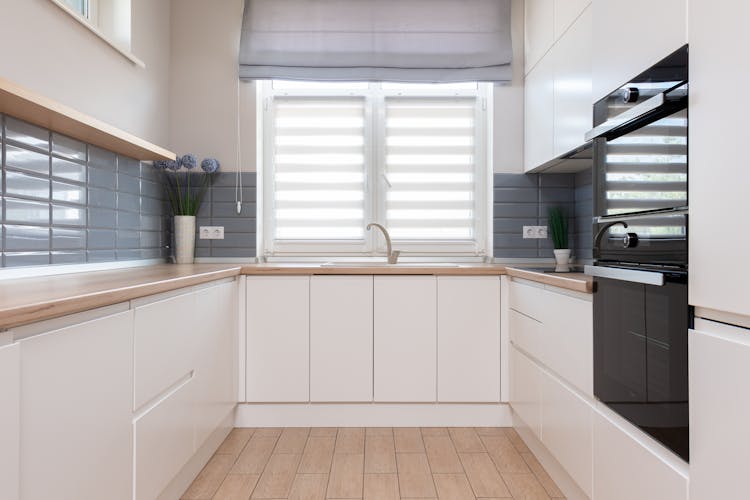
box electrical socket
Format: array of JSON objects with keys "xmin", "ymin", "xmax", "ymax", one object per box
[
  {"xmin": 199, "ymin": 226, "xmax": 225, "ymax": 240},
  {"xmin": 523, "ymin": 226, "xmax": 549, "ymax": 239}
]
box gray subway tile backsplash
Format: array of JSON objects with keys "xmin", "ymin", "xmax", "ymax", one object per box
[
  {"xmin": 51, "ymin": 133, "xmax": 86, "ymax": 162},
  {"xmin": 5, "ymin": 145, "xmax": 50, "ymax": 174},
  {"xmin": 4, "ymin": 225, "xmax": 50, "ymax": 251},
  {"xmin": 52, "ymin": 157, "xmax": 87, "ymax": 182},
  {"xmin": 5, "ymin": 170, "xmax": 50, "ymax": 199},
  {"xmin": 5, "ymin": 117, "xmax": 49, "ymax": 150}
]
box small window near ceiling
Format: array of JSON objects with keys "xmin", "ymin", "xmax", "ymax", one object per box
[
  {"xmin": 259, "ymin": 81, "xmax": 492, "ymax": 259},
  {"xmin": 50, "ymin": 0, "xmax": 133, "ymax": 56},
  {"xmin": 62, "ymin": 0, "xmax": 89, "ymax": 18}
]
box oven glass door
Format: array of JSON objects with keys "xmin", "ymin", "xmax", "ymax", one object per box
[
  {"xmin": 593, "ymin": 269, "xmax": 690, "ymax": 461},
  {"xmin": 595, "ymin": 107, "xmax": 688, "ymax": 218}
]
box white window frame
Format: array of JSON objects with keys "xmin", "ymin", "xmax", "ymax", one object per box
[{"xmin": 258, "ymin": 81, "xmax": 492, "ymax": 260}]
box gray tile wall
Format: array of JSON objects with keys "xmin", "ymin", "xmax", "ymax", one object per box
[
  {"xmin": 1, "ymin": 114, "xmax": 169, "ymax": 268},
  {"xmin": 195, "ymin": 172, "xmax": 257, "ymax": 258},
  {"xmin": 493, "ymin": 171, "xmax": 593, "ymax": 260},
  {"xmin": 574, "ymin": 168, "xmax": 594, "ymax": 260}
]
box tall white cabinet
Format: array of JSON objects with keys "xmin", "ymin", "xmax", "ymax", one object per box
[{"xmin": 0, "ymin": 343, "xmax": 20, "ymax": 500}]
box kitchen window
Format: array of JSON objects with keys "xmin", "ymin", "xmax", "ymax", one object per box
[{"xmin": 259, "ymin": 80, "xmax": 491, "ymax": 259}]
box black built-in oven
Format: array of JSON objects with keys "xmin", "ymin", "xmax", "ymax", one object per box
[{"xmin": 585, "ymin": 45, "xmax": 692, "ymax": 462}]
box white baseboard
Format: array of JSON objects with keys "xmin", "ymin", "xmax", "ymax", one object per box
[
  {"xmin": 157, "ymin": 410, "xmax": 234, "ymax": 500},
  {"xmin": 234, "ymin": 402, "xmax": 512, "ymax": 427},
  {"xmin": 512, "ymin": 411, "xmax": 589, "ymax": 500}
]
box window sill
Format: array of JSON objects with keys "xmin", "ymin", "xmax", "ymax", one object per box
[{"xmin": 48, "ymin": 0, "xmax": 145, "ymax": 68}]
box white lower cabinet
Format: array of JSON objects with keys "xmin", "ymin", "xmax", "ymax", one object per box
[
  {"xmin": 0, "ymin": 343, "xmax": 20, "ymax": 500},
  {"xmin": 19, "ymin": 311, "xmax": 134, "ymax": 500},
  {"xmin": 246, "ymin": 276, "xmax": 310, "ymax": 402},
  {"xmin": 593, "ymin": 411, "xmax": 687, "ymax": 500},
  {"xmin": 510, "ymin": 344, "xmax": 542, "ymax": 439},
  {"xmin": 541, "ymin": 371, "xmax": 593, "ymax": 498},
  {"xmin": 437, "ymin": 276, "xmax": 501, "ymax": 402},
  {"xmin": 689, "ymin": 320, "xmax": 750, "ymax": 500},
  {"xmin": 310, "ymin": 276, "xmax": 373, "ymax": 402},
  {"xmin": 135, "ymin": 378, "xmax": 195, "ymax": 500},
  {"xmin": 374, "ymin": 276, "xmax": 437, "ymax": 402}
]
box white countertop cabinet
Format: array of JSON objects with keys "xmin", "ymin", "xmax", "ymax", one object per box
[{"xmin": 0, "ymin": 343, "xmax": 20, "ymax": 500}]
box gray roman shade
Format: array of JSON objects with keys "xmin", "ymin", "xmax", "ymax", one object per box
[{"xmin": 239, "ymin": 0, "xmax": 513, "ymax": 83}]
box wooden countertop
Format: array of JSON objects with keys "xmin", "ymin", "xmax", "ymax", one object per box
[{"xmin": 0, "ymin": 262, "xmax": 592, "ymax": 330}]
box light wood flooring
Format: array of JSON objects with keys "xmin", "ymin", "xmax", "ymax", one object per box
[{"xmin": 182, "ymin": 427, "xmax": 565, "ymax": 500}]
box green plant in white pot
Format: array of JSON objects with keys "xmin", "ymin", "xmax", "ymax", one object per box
[{"xmin": 549, "ymin": 206, "xmax": 571, "ymax": 266}]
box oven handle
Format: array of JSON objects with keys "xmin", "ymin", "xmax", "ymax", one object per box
[{"xmin": 584, "ymin": 265, "xmax": 665, "ymax": 286}]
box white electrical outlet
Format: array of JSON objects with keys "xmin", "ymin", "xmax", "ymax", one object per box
[
  {"xmin": 523, "ymin": 226, "xmax": 549, "ymax": 239},
  {"xmin": 199, "ymin": 226, "xmax": 225, "ymax": 240}
]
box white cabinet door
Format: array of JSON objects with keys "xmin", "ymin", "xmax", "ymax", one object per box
[
  {"xmin": 193, "ymin": 281, "xmax": 237, "ymax": 448},
  {"xmin": 524, "ymin": 55, "xmax": 555, "ymax": 171},
  {"xmin": 20, "ymin": 311, "xmax": 134, "ymax": 500},
  {"xmin": 509, "ymin": 309, "xmax": 544, "ymax": 364},
  {"xmin": 246, "ymin": 276, "xmax": 310, "ymax": 402},
  {"xmin": 437, "ymin": 276, "xmax": 501, "ymax": 402},
  {"xmin": 552, "ymin": 6, "xmax": 592, "ymax": 156},
  {"xmin": 690, "ymin": 320, "xmax": 750, "ymax": 500},
  {"xmin": 688, "ymin": 0, "xmax": 750, "ymax": 320},
  {"xmin": 0, "ymin": 343, "xmax": 19, "ymax": 500},
  {"xmin": 592, "ymin": 0, "xmax": 686, "ymax": 101},
  {"xmin": 593, "ymin": 410, "xmax": 688, "ymax": 500},
  {"xmin": 510, "ymin": 345, "xmax": 542, "ymax": 439},
  {"xmin": 525, "ymin": 0, "xmax": 554, "ymax": 73},
  {"xmin": 135, "ymin": 378, "xmax": 195, "ymax": 500},
  {"xmin": 133, "ymin": 291, "xmax": 196, "ymax": 410},
  {"xmin": 541, "ymin": 371, "xmax": 593, "ymax": 498},
  {"xmin": 374, "ymin": 276, "xmax": 437, "ymax": 402},
  {"xmin": 310, "ymin": 276, "xmax": 373, "ymax": 402},
  {"xmin": 553, "ymin": 0, "xmax": 591, "ymax": 41}
]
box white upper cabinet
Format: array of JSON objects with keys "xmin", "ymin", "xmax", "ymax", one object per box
[
  {"xmin": 374, "ymin": 276, "xmax": 437, "ymax": 402},
  {"xmin": 525, "ymin": 0, "xmax": 554, "ymax": 73},
  {"xmin": 524, "ymin": 54, "xmax": 555, "ymax": 172},
  {"xmin": 552, "ymin": 6, "xmax": 592, "ymax": 157},
  {"xmin": 437, "ymin": 276, "xmax": 501, "ymax": 402},
  {"xmin": 592, "ymin": 0, "xmax": 687, "ymax": 102},
  {"xmin": 20, "ymin": 311, "xmax": 134, "ymax": 500},
  {"xmin": 310, "ymin": 276, "xmax": 373, "ymax": 402},
  {"xmin": 688, "ymin": 0, "xmax": 750, "ymax": 322},
  {"xmin": 554, "ymin": 0, "xmax": 591, "ymax": 40},
  {"xmin": 246, "ymin": 276, "xmax": 310, "ymax": 402},
  {"xmin": 0, "ymin": 343, "xmax": 20, "ymax": 500}
]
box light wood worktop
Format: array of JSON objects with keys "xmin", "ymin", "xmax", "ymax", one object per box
[{"xmin": 0, "ymin": 262, "xmax": 593, "ymax": 330}]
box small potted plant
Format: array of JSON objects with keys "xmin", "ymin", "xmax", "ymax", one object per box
[
  {"xmin": 549, "ymin": 206, "xmax": 571, "ymax": 266},
  {"xmin": 153, "ymin": 155, "xmax": 220, "ymax": 264}
]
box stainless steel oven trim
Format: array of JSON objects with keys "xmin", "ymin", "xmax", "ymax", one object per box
[
  {"xmin": 585, "ymin": 92, "xmax": 666, "ymax": 141},
  {"xmin": 584, "ymin": 265, "xmax": 665, "ymax": 286}
]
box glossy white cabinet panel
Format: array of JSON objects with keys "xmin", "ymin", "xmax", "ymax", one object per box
[
  {"xmin": 509, "ymin": 278, "xmax": 548, "ymax": 321},
  {"xmin": 593, "ymin": 410, "xmax": 688, "ymax": 500},
  {"xmin": 552, "ymin": 5, "xmax": 592, "ymax": 156},
  {"xmin": 509, "ymin": 345, "xmax": 542, "ymax": 439},
  {"xmin": 246, "ymin": 276, "xmax": 310, "ymax": 402},
  {"xmin": 509, "ymin": 309, "xmax": 544, "ymax": 364},
  {"xmin": 437, "ymin": 276, "xmax": 501, "ymax": 402},
  {"xmin": 193, "ymin": 281, "xmax": 237, "ymax": 448},
  {"xmin": 688, "ymin": 0, "xmax": 750, "ymax": 320},
  {"xmin": 310, "ymin": 276, "xmax": 373, "ymax": 402},
  {"xmin": 525, "ymin": 0, "xmax": 554, "ymax": 73},
  {"xmin": 592, "ymin": 0, "xmax": 686, "ymax": 101},
  {"xmin": 541, "ymin": 371, "xmax": 593, "ymax": 498},
  {"xmin": 553, "ymin": 0, "xmax": 591, "ymax": 40},
  {"xmin": 524, "ymin": 55, "xmax": 555, "ymax": 171},
  {"xmin": 20, "ymin": 311, "xmax": 134, "ymax": 500},
  {"xmin": 133, "ymin": 291, "xmax": 196, "ymax": 410},
  {"xmin": 374, "ymin": 276, "xmax": 437, "ymax": 402},
  {"xmin": 690, "ymin": 320, "xmax": 750, "ymax": 500},
  {"xmin": 135, "ymin": 378, "xmax": 195, "ymax": 500},
  {"xmin": 0, "ymin": 343, "xmax": 19, "ymax": 500}
]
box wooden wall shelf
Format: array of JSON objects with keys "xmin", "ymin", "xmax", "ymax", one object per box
[{"xmin": 0, "ymin": 77, "xmax": 176, "ymax": 161}]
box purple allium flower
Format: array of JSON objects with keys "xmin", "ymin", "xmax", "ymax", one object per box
[
  {"xmin": 201, "ymin": 158, "xmax": 220, "ymax": 174},
  {"xmin": 180, "ymin": 153, "xmax": 198, "ymax": 170},
  {"xmin": 165, "ymin": 159, "xmax": 180, "ymax": 171},
  {"xmin": 152, "ymin": 160, "xmax": 167, "ymax": 169}
]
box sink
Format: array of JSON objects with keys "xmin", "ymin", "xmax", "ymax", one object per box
[{"xmin": 320, "ymin": 262, "xmax": 460, "ymax": 268}]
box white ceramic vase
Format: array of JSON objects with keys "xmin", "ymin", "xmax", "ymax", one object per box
[
  {"xmin": 553, "ymin": 248, "xmax": 571, "ymax": 266},
  {"xmin": 174, "ymin": 215, "xmax": 196, "ymax": 264}
]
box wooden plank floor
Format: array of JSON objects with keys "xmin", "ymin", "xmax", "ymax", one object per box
[{"xmin": 182, "ymin": 427, "xmax": 565, "ymax": 500}]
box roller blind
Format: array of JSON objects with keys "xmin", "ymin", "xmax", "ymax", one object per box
[{"xmin": 239, "ymin": 0, "xmax": 513, "ymax": 82}]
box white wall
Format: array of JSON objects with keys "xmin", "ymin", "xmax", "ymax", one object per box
[
  {"xmin": 168, "ymin": 0, "xmax": 524, "ymax": 173},
  {"xmin": 0, "ymin": 0, "xmax": 171, "ymax": 147}
]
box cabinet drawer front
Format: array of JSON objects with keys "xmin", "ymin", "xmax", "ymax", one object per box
[
  {"xmin": 510, "ymin": 345, "xmax": 542, "ymax": 439},
  {"xmin": 134, "ymin": 292, "xmax": 196, "ymax": 410},
  {"xmin": 509, "ymin": 309, "xmax": 545, "ymax": 363},
  {"xmin": 541, "ymin": 372, "xmax": 593, "ymax": 498},
  {"xmin": 135, "ymin": 378, "xmax": 195, "ymax": 500},
  {"xmin": 509, "ymin": 279, "xmax": 547, "ymax": 321},
  {"xmin": 0, "ymin": 344, "xmax": 19, "ymax": 500}
]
